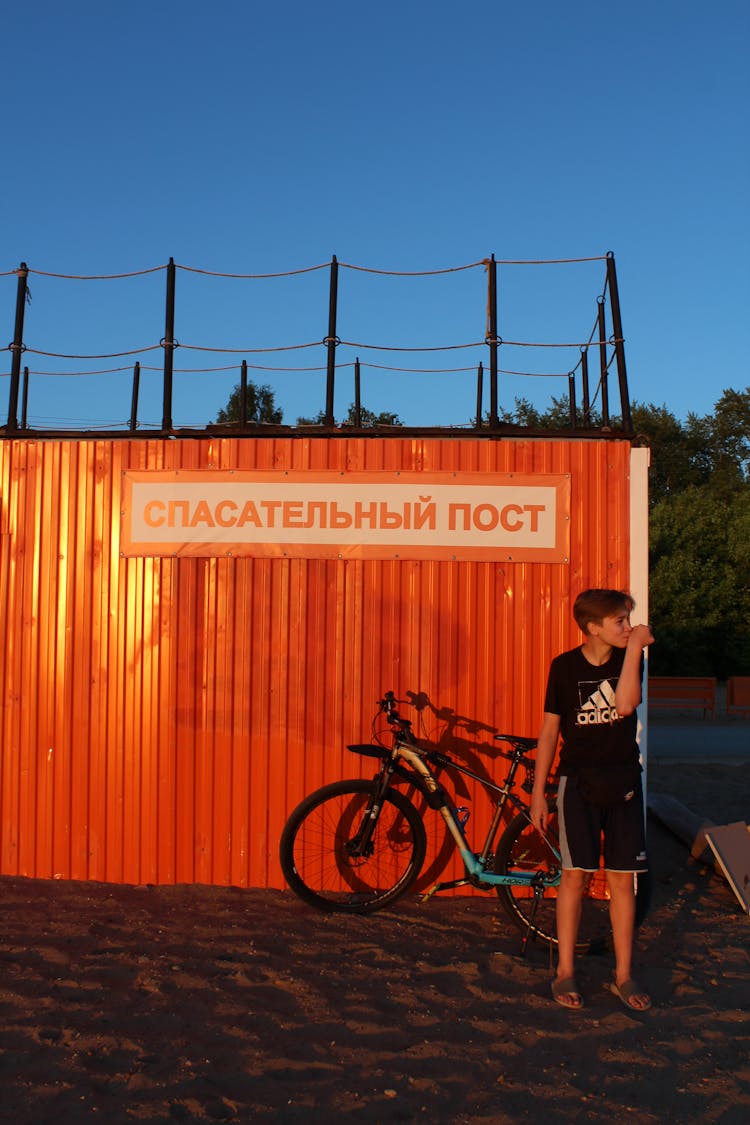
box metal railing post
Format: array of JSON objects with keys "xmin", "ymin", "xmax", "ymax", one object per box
[
  {"xmin": 475, "ymin": 360, "xmax": 484, "ymax": 429},
  {"xmin": 354, "ymin": 356, "xmax": 361, "ymax": 427},
  {"xmin": 7, "ymin": 262, "xmax": 29, "ymax": 431},
  {"xmin": 581, "ymin": 348, "xmax": 590, "ymax": 425},
  {"xmin": 162, "ymin": 257, "xmax": 176, "ymax": 432},
  {"xmin": 606, "ymin": 252, "xmax": 632, "ymax": 431},
  {"xmin": 597, "ymin": 296, "xmax": 610, "ymax": 426},
  {"xmin": 129, "ymin": 361, "xmax": 141, "ymax": 432},
  {"xmin": 568, "ymin": 373, "xmax": 577, "ymax": 429},
  {"xmin": 21, "ymin": 365, "xmax": 30, "ymax": 429},
  {"xmin": 325, "ymin": 255, "xmax": 338, "ymax": 426},
  {"xmin": 240, "ymin": 359, "xmax": 248, "ymax": 425},
  {"xmin": 487, "ymin": 255, "xmax": 499, "ymax": 428}
]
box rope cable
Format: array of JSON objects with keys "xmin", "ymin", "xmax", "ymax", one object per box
[
  {"xmin": 5, "ymin": 361, "xmax": 353, "ymax": 377},
  {"xmin": 339, "ymin": 255, "xmax": 606, "ymax": 274},
  {"xmin": 6, "ymin": 254, "xmax": 611, "ymax": 281},
  {"xmin": 26, "ymin": 265, "xmax": 167, "ymax": 280},
  {"xmin": 357, "ymin": 362, "xmax": 477, "ymax": 374},
  {"xmin": 4, "ymin": 252, "xmax": 621, "ymax": 415},
  {"xmin": 339, "ymin": 339, "xmax": 484, "ymax": 352},
  {"xmin": 496, "ymin": 337, "xmax": 623, "ymax": 349},
  {"xmin": 3, "ymin": 361, "xmax": 579, "ymax": 380},
  {"xmin": 496, "ymin": 368, "xmax": 571, "ymax": 379},
  {"xmin": 178, "ymin": 341, "xmax": 322, "ymax": 354},
  {"xmin": 338, "ymin": 260, "xmax": 486, "ymax": 276},
  {"xmin": 23, "ymin": 344, "xmax": 164, "ymax": 359},
  {"xmin": 489, "ymin": 255, "xmax": 607, "ymax": 265},
  {"xmin": 15, "ymin": 365, "xmax": 134, "ymax": 377},
  {"xmin": 172, "ymin": 362, "xmax": 337, "ymax": 373},
  {"xmin": 176, "ymin": 262, "xmax": 329, "ymax": 279}
]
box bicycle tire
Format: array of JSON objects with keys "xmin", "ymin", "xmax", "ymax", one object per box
[
  {"xmin": 279, "ymin": 779, "xmax": 427, "ymax": 913},
  {"xmin": 494, "ymin": 809, "xmax": 651, "ymax": 954}
]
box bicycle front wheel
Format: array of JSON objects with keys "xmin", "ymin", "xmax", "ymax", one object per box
[
  {"xmin": 279, "ymin": 779, "xmax": 427, "ymax": 913},
  {"xmin": 495, "ymin": 810, "xmax": 650, "ymax": 954}
]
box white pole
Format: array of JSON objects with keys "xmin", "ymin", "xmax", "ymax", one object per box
[{"xmin": 629, "ymin": 445, "xmax": 651, "ymax": 774}]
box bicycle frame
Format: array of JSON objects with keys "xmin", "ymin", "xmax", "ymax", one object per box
[
  {"xmin": 396, "ymin": 740, "xmax": 561, "ymax": 895},
  {"xmin": 351, "ymin": 716, "xmax": 562, "ymax": 897}
]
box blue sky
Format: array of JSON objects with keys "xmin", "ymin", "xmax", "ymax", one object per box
[{"xmin": 2, "ymin": 0, "xmax": 748, "ymax": 430}]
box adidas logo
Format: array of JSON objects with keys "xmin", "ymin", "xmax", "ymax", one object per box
[{"xmin": 576, "ymin": 679, "xmax": 622, "ymax": 726}]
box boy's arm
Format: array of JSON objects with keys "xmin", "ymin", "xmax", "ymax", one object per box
[
  {"xmin": 615, "ymin": 624, "xmax": 654, "ymax": 716},
  {"xmin": 530, "ymin": 711, "xmax": 560, "ymax": 832}
]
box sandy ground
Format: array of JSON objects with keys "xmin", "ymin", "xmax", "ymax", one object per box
[{"xmin": 1, "ymin": 760, "xmax": 748, "ymax": 1125}]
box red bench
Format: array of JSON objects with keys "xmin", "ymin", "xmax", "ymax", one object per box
[
  {"xmin": 726, "ymin": 676, "xmax": 750, "ymax": 719},
  {"xmin": 648, "ymin": 676, "xmax": 716, "ymax": 719}
]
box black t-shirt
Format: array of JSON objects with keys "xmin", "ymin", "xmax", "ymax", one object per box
[{"xmin": 543, "ymin": 645, "xmax": 641, "ymax": 776}]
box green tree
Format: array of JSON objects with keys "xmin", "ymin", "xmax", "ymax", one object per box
[
  {"xmin": 496, "ymin": 388, "xmax": 750, "ymax": 675},
  {"xmin": 296, "ymin": 403, "xmax": 403, "ymax": 427},
  {"xmin": 497, "ymin": 388, "xmax": 750, "ymax": 507},
  {"xmin": 216, "ymin": 381, "xmax": 283, "ymax": 425},
  {"xmin": 686, "ymin": 387, "xmax": 750, "ymax": 493},
  {"xmin": 648, "ymin": 486, "xmax": 750, "ymax": 677},
  {"xmin": 496, "ymin": 395, "xmax": 710, "ymax": 506},
  {"xmin": 643, "ymin": 387, "xmax": 750, "ymax": 675},
  {"xmin": 630, "ymin": 402, "xmax": 707, "ymax": 506},
  {"xmin": 494, "ymin": 394, "xmax": 579, "ymax": 429}
]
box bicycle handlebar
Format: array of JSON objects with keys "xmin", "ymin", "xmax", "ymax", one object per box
[{"xmin": 378, "ymin": 692, "xmax": 412, "ymax": 728}]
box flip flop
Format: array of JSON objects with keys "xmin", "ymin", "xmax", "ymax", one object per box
[
  {"xmin": 609, "ymin": 977, "xmax": 652, "ymax": 1011},
  {"xmin": 551, "ymin": 977, "xmax": 583, "ymax": 1009}
]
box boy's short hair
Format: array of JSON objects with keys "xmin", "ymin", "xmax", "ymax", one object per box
[{"xmin": 573, "ymin": 588, "xmax": 635, "ymax": 634}]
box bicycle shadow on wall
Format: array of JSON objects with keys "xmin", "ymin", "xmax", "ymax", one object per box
[{"xmin": 387, "ymin": 690, "xmax": 519, "ymax": 891}]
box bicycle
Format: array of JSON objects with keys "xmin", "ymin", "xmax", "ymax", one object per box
[{"xmin": 279, "ymin": 691, "xmax": 650, "ymax": 954}]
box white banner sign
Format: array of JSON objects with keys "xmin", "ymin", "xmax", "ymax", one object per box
[{"xmin": 121, "ymin": 470, "xmax": 570, "ymax": 562}]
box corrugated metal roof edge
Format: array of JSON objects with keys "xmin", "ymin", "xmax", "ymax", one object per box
[{"xmin": 1, "ymin": 426, "xmax": 639, "ymax": 443}]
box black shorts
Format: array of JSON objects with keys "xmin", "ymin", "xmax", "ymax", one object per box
[{"xmin": 557, "ymin": 774, "xmax": 648, "ymax": 873}]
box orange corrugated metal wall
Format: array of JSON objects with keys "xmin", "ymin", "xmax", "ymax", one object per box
[{"xmin": 0, "ymin": 436, "xmax": 633, "ymax": 888}]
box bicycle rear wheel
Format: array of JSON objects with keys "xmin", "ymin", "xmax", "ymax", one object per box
[
  {"xmin": 495, "ymin": 809, "xmax": 651, "ymax": 954},
  {"xmin": 279, "ymin": 779, "xmax": 427, "ymax": 913}
]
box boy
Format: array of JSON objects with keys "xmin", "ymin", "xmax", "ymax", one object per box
[{"xmin": 530, "ymin": 589, "xmax": 653, "ymax": 1011}]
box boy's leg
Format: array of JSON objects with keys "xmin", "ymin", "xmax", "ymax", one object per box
[
  {"xmin": 554, "ymin": 867, "xmax": 587, "ymax": 1001},
  {"xmin": 607, "ymin": 869, "xmax": 636, "ymax": 979},
  {"xmin": 553, "ymin": 777, "xmax": 600, "ymax": 1005},
  {"xmin": 601, "ymin": 782, "xmax": 650, "ymax": 1009},
  {"xmin": 607, "ymin": 871, "xmax": 650, "ymax": 1009}
]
